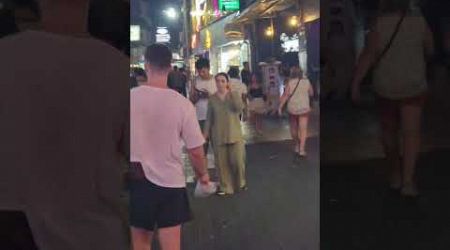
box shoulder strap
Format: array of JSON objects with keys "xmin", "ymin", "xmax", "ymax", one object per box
[
  {"xmin": 287, "ymin": 79, "xmax": 301, "ymax": 103},
  {"xmin": 373, "ymin": 10, "xmax": 407, "ymax": 68}
]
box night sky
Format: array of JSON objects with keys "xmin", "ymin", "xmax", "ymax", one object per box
[{"xmin": 148, "ymin": 0, "xmax": 184, "ymax": 49}]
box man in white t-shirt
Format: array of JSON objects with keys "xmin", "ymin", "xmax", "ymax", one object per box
[
  {"xmin": 130, "ymin": 44, "xmax": 210, "ymax": 250},
  {"xmin": 228, "ymin": 66, "xmax": 249, "ymax": 121},
  {"xmin": 190, "ymin": 58, "xmax": 217, "ymax": 154},
  {"xmin": 0, "ymin": 0, "xmax": 129, "ymax": 249}
]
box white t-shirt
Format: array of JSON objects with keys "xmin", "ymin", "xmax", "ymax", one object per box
[
  {"xmin": 229, "ymin": 78, "xmax": 248, "ymax": 96},
  {"xmin": 0, "ymin": 31, "xmax": 129, "ymax": 250},
  {"xmin": 130, "ymin": 86, "xmax": 205, "ymax": 188},
  {"xmin": 193, "ymin": 76, "xmax": 217, "ymax": 121}
]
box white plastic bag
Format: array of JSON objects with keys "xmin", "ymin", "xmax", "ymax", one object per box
[{"xmin": 194, "ymin": 181, "xmax": 217, "ymax": 198}]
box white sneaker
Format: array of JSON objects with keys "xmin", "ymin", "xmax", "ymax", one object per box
[{"xmin": 294, "ymin": 145, "xmax": 299, "ymax": 153}]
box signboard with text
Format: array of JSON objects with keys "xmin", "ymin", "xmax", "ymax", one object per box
[
  {"xmin": 156, "ymin": 27, "xmax": 171, "ymax": 43},
  {"xmin": 130, "ymin": 25, "xmax": 140, "ymax": 41},
  {"xmin": 218, "ymin": 0, "xmax": 240, "ymax": 11}
]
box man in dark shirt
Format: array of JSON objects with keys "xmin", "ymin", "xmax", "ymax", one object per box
[
  {"xmin": 168, "ymin": 66, "xmax": 187, "ymax": 97},
  {"xmin": 241, "ymin": 61, "xmax": 252, "ymax": 86}
]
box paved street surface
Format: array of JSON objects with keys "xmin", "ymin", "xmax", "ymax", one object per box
[
  {"xmin": 182, "ymin": 139, "xmax": 319, "ymax": 250},
  {"xmin": 322, "ymin": 151, "xmax": 450, "ymax": 250},
  {"xmin": 166, "ymin": 105, "xmax": 320, "ymax": 250},
  {"xmin": 321, "ymin": 84, "xmax": 450, "ymax": 250}
]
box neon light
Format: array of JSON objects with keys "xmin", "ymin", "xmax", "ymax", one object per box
[{"xmin": 212, "ymin": 0, "xmax": 219, "ymax": 13}]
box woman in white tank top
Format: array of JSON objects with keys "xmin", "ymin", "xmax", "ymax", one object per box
[
  {"xmin": 351, "ymin": 0, "xmax": 435, "ymax": 197},
  {"xmin": 278, "ymin": 66, "xmax": 314, "ymax": 157}
]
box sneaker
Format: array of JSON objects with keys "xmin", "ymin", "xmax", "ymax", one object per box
[{"xmin": 294, "ymin": 145, "xmax": 299, "ymax": 153}]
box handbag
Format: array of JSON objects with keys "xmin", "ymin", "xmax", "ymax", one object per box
[{"xmin": 362, "ymin": 10, "xmax": 407, "ymax": 85}]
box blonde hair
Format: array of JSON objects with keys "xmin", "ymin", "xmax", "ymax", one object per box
[{"xmin": 289, "ymin": 66, "xmax": 302, "ymax": 78}]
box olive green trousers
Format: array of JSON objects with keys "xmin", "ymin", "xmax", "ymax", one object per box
[{"xmin": 213, "ymin": 141, "xmax": 246, "ymax": 194}]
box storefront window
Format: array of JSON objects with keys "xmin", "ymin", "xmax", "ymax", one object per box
[{"xmin": 219, "ymin": 41, "xmax": 250, "ymax": 73}]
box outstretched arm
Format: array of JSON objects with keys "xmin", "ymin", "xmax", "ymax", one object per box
[
  {"xmin": 187, "ymin": 146, "xmax": 209, "ymax": 184},
  {"xmin": 229, "ymin": 91, "xmax": 245, "ymax": 113},
  {"xmin": 203, "ymin": 101, "xmax": 213, "ymax": 139}
]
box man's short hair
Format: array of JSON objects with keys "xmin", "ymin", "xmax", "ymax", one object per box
[
  {"xmin": 144, "ymin": 44, "xmax": 172, "ymax": 70},
  {"xmin": 228, "ymin": 66, "xmax": 240, "ymax": 78},
  {"xmin": 195, "ymin": 58, "xmax": 210, "ymax": 70}
]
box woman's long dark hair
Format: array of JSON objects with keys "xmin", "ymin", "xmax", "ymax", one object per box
[{"xmin": 227, "ymin": 66, "xmax": 240, "ymax": 79}]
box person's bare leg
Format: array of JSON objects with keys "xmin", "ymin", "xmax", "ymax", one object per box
[
  {"xmin": 298, "ymin": 115, "xmax": 309, "ymax": 155},
  {"xmin": 400, "ymin": 102, "xmax": 423, "ymax": 196},
  {"xmin": 158, "ymin": 225, "xmax": 181, "ymax": 250},
  {"xmin": 204, "ymin": 140, "xmax": 209, "ymax": 170},
  {"xmin": 289, "ymin": 115, "xmax": 299, "ymax": 153},
  {"xmin": 379, "ymin": 102, "xmax": 401, "ymax": 189},
  {"xmin": 131, "ymin": 227, "xmax": 154, "ymax": 250}
]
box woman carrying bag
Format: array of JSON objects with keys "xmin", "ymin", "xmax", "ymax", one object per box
[
  {"xmin": 278, "ymin": 65, "xmax": 314, "ymax": 158},
  {"xmin": 351, "ymin": 0, "xmax": 434, "ymax": 197}
]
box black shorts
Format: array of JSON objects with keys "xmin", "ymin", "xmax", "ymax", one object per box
[{"xmin": 129, "ymin": 178, "xmax": 192, "ymax": 231}]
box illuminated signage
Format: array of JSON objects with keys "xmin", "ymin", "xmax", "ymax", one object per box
[
  {"xmin": 280, "ymin": 33, "xmax": 299, "ymax": 52},
  {"xmin": 130, "ymin": 25, "xmax": 140, "ymax": 41},
  {"xmin": 156, "ymin": 27, "xmax": 171, "ymax": 43},
  {"xmin": 218, "ymin": 0, "xmax": 240, "ymax": 11},
  {"xmin": 205, "ymin": 30, "xmax": 212, "ymax": 49}
]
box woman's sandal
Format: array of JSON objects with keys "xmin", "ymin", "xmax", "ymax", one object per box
[{"xmin": 299, "ymin": 151, "xmax": 307, "ymax": 158}]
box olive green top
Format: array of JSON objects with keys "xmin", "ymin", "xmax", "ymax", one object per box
[{"xmin": 204, "ymin": 91, "xmax": 245, "ymax": 146}]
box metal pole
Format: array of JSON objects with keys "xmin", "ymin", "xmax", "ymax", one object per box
[
  {"xmin": 298, "ymin": 0, "xmax": 306, "ymax": 75},
  {"xmin": 183, "ymin": 0, "xmax": 191, "ymax": 68},
  {"xmin": 271, "ymin": 17, "xmax": 275, "ymax": 57}
]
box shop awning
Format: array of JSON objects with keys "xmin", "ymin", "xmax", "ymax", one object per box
[
  {"xmin": 228, "ymin": 0, "xmax": 319, "ymax": 25},
  {"xmin": 259, "ymin": 0, "xmax": 298, "ymax": 17},
  {"xmin": 231, "ymin": 0, "xmax": 297, "ymax": 24},
  {"xmin": 198, "ymin": 12, "xmax": 244, "ymax": 51}
]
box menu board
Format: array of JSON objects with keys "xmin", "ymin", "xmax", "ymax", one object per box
[{"xmin": 259, "ymin": 61, "xmax": 282, "ymax": 113}]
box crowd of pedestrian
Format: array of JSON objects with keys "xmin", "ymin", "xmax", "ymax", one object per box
[{"xmin": 129, "ymin": 43, "xmax": 316, "ymax": 249}]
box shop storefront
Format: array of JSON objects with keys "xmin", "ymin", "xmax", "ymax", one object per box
[
  {"xmin": 196, "ymin": 12, "xmax": 250, "ymax": 74},
  {"xmin": 217, "ymin": 41, "xmax": 250, "ymax": 73}
]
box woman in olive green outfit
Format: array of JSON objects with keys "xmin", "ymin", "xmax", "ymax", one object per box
[{"xmin": 203, "ymin": 73, "xmax": 247, "ymax": 195}]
